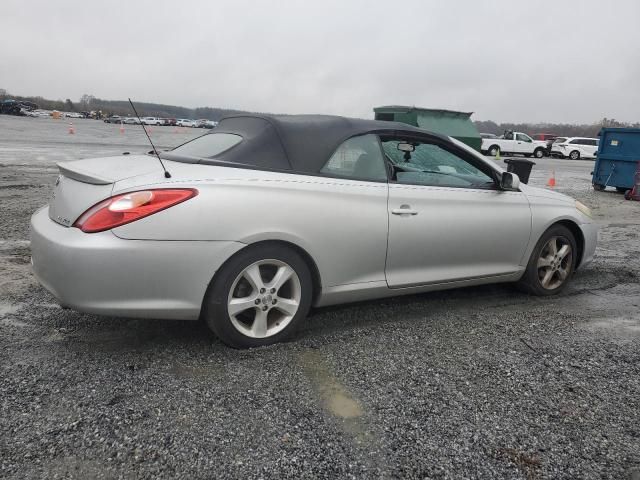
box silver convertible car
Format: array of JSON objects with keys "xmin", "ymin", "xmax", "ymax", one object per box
[{"xmin": 31, "ymin": 115, "xmax": 597, "ymax": 348}]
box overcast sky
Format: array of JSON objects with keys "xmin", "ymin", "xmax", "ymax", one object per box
[{"xmin": 2, "ymin": 0, "xmax": 639, "ymax": 123}]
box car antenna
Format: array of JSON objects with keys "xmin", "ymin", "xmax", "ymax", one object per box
[{"xmin": 128, "ymin": 97, "xmax": 171, "ymax": 178}]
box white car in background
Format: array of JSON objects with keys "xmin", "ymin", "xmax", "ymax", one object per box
[
  {"xmin": 26, "ymin": 110, "xmax": 52, "ymax": 118},
  {"xmin": 177, "ymin": 119, "xmax": 197, "ymax": 127},
  {"xmin": 481, "ymin": 131, "xmax": 548, "ymax": 158},
  {"xmin": 551, "ymin": 137, "xmax": 599, "ymax": 160},
  {"xmin": 141, "ymin": 117, "xmax": 163, "ymax": 126}
]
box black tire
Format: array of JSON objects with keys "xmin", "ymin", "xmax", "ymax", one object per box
[
  {"xmin": 593, "ymin": 184, "xmax": 605, "ymax": 191},
  {"xmin": 488, "ymin": 145, "xmax": 500, "ymax": 157},
  {"xmin": 534, "ymin": 148, "xmax": 545, "ymax": 159},
  {"xmin": 569, "ymin": 150, "xmax": 580, "ymax": 160},
  {"xmin": 517, "ymin": 224, "xmax": 578, "ymax": 296},
  {"xmin": 202, "ymin": 243, "xmax": 313, "ymax": 348}
]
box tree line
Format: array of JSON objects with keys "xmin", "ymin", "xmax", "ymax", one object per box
[
  {"xmin": 2, "ymin": 89, "xmax": 638, "ymax": 133},
  {"xmin": 474, "ymin": 118, "xmax": 640, "ymax": 138},
  {"xmin": 0, "ymin": 90, "xmax": 256, "ymax": 121}
]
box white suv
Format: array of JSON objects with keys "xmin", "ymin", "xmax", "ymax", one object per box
[
  {"xmin": 176, "ymin": 119, "xmax": 196, "ymax": 127},
  {"xmin": 141, "ymin": 117, "xmax": 163, "ymax": 126},
  {"xmin": 551, "ymin": 137, "xmax": 599, "ymax": 160}
]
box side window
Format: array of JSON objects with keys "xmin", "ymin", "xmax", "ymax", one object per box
[
  {"xmin": 320, "ymin": 134, "xmax": 387, "ymax": 181},
  {"xmin": 381, "ymin": 138, "xmax": 495, "ymax": 189},
  {"xmin": 516, "ymin": 133, "xmax": 532, "ymax": 142},
  {"xmin": 569, "ymin": 139, "xmax": 581, "ymax": 144}
]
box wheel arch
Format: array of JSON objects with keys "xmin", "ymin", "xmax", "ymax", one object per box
[
  {"xmin": 554, "ymin": 219, "xmax": 585, "ymax": 268},
  {"xmin": 534, "ymin": 147, "xmax": 546, "ymax": 157},
  {"xmin": 200, "ymin": 239, "xmax": 323, "ymax": 317}
]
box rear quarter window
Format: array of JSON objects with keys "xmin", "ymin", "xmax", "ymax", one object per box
[{"xmin": 171, "ymin": 133, "xmax": 242, "ymax": 158}]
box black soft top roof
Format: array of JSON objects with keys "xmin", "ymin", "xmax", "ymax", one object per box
[{"xmin": 195, "ymin": 114, "xmax": 446, "ymax": 173}]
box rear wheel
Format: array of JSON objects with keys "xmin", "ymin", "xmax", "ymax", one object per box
[
  {"xmin": 202, "ymin": 244, "xmax": 312, "ymax": 348},
  {"xmin": 488, "ymin": 145, "xmax": 500, "ymax": 157},
  {"xmin": 534, "ymin": 148, "xmax": 545, "ymax": 158},
  {"xmin": 569, "ymin": 150, "xmax": 580, "ymax": 160},
  {"xmin": 517, "ymin": 225, "xmax": 577, "ymax": 296}
]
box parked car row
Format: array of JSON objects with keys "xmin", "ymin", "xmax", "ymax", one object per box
[
  {"xmin": 103, "ymin": 116, "xmax": 218, "ymax": 128},
  {"xmin": 480, "ymin": 131, "xmax": 599, "ymax": 160},
  {"xmin": 23, "ymin": 109, "xmax": 84, "ymax": 119}
]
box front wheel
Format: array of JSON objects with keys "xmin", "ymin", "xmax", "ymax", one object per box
[
  {"xmin": 517, "ymin": 225, "xmax": 577, "ymax": 296},
  {"xmin": 202, "ymin": 244, "xmax": 312, "ymax": 348},
  {"xmin": 569, "ymin": 150, "xmax": 580, "ymax": 160},
  {"xmin": 534, "ymin": 148, "xmax": 545, "ymax": 159}
]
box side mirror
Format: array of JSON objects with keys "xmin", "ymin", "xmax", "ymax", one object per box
[{"xmin": 500, "ymin": 171, "xmax": 520, "ymax": 190}]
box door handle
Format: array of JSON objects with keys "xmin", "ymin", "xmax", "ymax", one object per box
[{"xmin": 392, "ymin": 205, "xmax": 418, "ymax": 216}]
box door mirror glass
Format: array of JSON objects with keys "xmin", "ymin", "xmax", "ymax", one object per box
[{"xmin": 501, "ymin": 171, "xmax": 520, "ymax": 190}]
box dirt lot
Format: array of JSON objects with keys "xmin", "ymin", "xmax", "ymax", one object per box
[{"xmin": 1, "ymin": 116, "xmax": 639, "ymax": 479}]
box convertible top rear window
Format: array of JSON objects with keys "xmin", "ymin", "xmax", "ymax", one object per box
[{"xmin": 171, "ymin": 133, "xmax": 242, "ymax": 158}]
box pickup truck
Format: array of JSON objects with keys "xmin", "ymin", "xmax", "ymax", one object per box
[
  {"xmin": 481, "ymin": 131, "xmax": 548, "ymax": 158},
  {"xmin": 140, "ymin": 117, "xmax": 163, "ymax": 126}
]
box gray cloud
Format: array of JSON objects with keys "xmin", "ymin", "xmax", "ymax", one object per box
[{"xmin": 2, "ymin": 0, "xmax": 639, "ymax": 123}]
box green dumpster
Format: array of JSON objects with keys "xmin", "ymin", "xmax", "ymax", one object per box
[{"xmin": 373, "ymin": 105, "xmax": 482, "ymax": 152}]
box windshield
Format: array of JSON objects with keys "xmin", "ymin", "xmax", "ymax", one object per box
[{"xmin": 171, "ymin": 133, "xmax": 242, "ymax": 158}]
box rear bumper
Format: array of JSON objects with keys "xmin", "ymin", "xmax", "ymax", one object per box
[
  {"xmin": 30, "ymin": 206, "xmax": 245, "ymax": 320},
  {"xmin": 578, "ymin": 222, "xmax": 598, "ymax": 268}
]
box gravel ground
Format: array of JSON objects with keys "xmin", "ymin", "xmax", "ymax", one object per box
[{"xmin": 1, "ymin": 116, "xmax": 639, "ymax": 479}]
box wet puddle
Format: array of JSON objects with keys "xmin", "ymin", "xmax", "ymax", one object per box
[
  {"xmin": 300, "ymin": 350, "xmax": 363, "ymax": 419},
  {"xmin": 0, "ymin": 302, "xmax": 20, "ymax": 317},
  {"xmin": 589, "ymin": 316, "xmax": 640, "ymax": 334},
  {"xmin": 167, "ymin": 361, "xmax": 225, "ymax": 380}
]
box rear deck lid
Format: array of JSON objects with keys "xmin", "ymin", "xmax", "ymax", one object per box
[{"xmin": 48, "ymin": 155, "xmax": 164, "ymax": 227}]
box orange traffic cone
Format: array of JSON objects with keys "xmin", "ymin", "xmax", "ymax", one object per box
[
  {"xmin": 547, "ymin": 170, "xmax": 556, "ymax": 188},
  {"xmin": 119, "ymin": 123, "xmax": 125, "ymax": 134},
  {"xmin": 68, "ymin": 122, "xmax": 75, "ymax": 134}
]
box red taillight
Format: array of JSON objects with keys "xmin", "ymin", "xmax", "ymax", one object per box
[{"xmin": 73, "ymin": 188, "xmax": 197, "ymax": 233}]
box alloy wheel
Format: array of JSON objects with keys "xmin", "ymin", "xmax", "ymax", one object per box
[
  {"xmin": 537, "ymin": 236, "xmax": 572, "ymax": 290},
  {"xmin": 227, "ymin": 259, "xmax": 301, "ymax": 338}
]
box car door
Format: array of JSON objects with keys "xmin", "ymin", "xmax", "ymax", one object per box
[
  {"xmin": 515, "ymin": 133, "xmax": 534, "ymax": 154},
  {"xmin": 585, "ymin": 139, "xmax": 598, "ymax": 158},
  {"xmin": 382, "ymin": 136, "xmax": 532, "ymax": 288}
]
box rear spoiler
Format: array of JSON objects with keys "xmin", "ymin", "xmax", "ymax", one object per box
[{"xmin": 57, "ymin": 162, "xmax": 113, "ymax": 185}]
